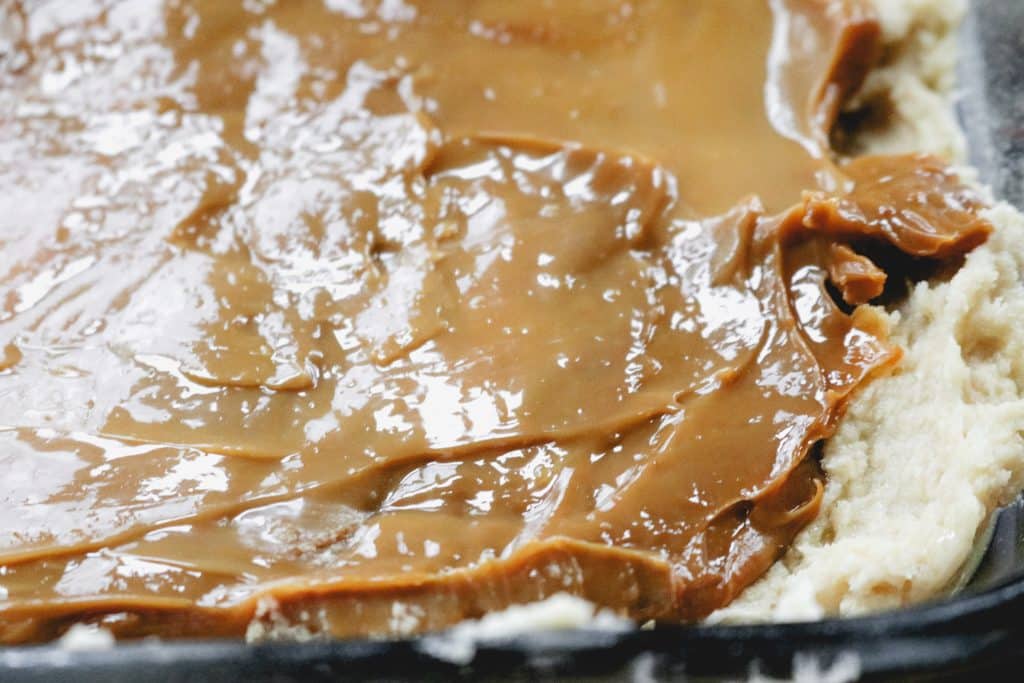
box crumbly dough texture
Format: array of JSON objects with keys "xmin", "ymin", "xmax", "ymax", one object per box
[{"xmin": 714, "ymin": 0, "xmax": 1024, "ymax": 621}]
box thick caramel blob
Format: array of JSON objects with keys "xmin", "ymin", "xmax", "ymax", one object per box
[{"xmin": 0, "ymin": 0, "xmax": 989, "ymax": 642}]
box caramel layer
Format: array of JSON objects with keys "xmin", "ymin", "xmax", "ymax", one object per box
[{"xmin": 0, "ymin": 0, "xmax": 989, "ymax": 642}]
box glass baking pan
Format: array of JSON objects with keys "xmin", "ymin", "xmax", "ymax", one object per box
[{"xmin": 1, "ymin": 1, "xmax": 1022, "ymax": 680}]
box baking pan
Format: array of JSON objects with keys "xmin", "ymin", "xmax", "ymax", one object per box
[{"xmin": 1, "ymin": 1, "xmax": 1022, "ymax": 680}]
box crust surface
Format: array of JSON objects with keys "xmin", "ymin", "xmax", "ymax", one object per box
[{"xmin": 715, "ymin": 0, "xmax": 1024, "ymax": 621}]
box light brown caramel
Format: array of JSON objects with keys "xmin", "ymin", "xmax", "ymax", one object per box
[{"xmin": 0, "ymin": 0, "xmax": 989, "ymax": 642}]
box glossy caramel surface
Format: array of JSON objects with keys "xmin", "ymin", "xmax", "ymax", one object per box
[{"xmin": 0, "ymin": 0, "xmax": 989, "ymax": 641}]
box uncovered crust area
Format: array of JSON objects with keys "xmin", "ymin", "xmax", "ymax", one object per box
[{"xmin": 715, "ymin": 0, "xmax": 1024, "ymax": 621}]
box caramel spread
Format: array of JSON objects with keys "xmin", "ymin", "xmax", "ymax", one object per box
[{"xmin": 0, "ymin": 0, "xmax": 991, "ymax": 642}]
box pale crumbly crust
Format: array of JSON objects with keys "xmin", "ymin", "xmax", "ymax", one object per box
[{"xmin": 714, "ymin": 0, "xmax": 1024, "ymax": 622}]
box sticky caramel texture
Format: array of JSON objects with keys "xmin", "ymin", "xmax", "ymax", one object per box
[{"xmin": 0, "ymin": 0, "xmax": 990, "ymax": 642}]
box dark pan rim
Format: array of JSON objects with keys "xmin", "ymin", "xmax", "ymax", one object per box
[{"xmin": 1, "ymin": 568, "xmax": 1022, "ymax": 681}]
